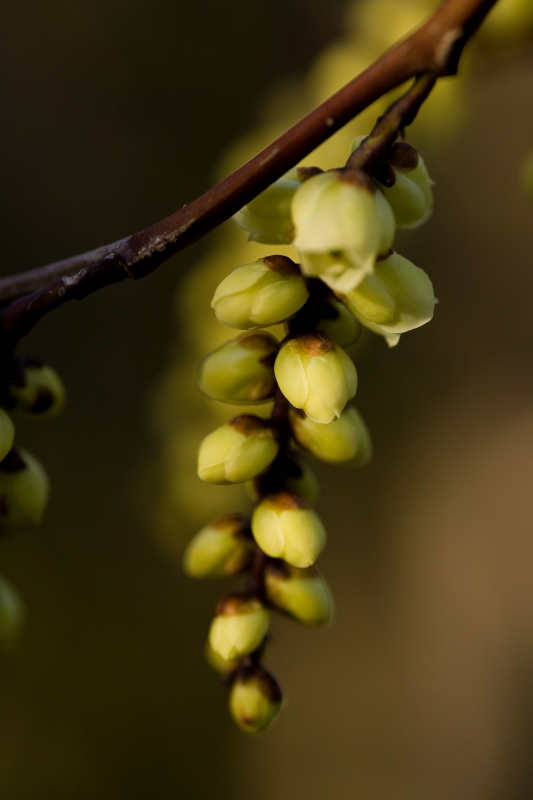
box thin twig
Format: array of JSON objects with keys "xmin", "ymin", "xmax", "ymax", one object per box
[{"xmin": 0, "ymin": 0, "xmax": 499, "ymax": 350}]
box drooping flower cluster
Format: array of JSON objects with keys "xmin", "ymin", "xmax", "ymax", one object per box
[
  {"xmin": 0, "ymin": 357, "xmax": 65, "ymax": 649},
  {"xmin": 184, "ymin": 134, "xmax": 436, "ymax": 734}
]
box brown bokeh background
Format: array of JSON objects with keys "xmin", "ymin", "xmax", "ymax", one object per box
[{"xmin": 1, "ymin": 2, "xmax": 533, "ymax": 799}]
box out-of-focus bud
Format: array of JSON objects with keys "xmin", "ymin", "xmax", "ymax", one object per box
[
  {"xmin": 0, "ymin": 447, "xmax": 49, "ymax": 529},
  {"xmin": 274, "ymin": 332, "xmax": 357, "ymax": 423},
  {"xmin": 4, "ymin": 358, "xmax": 66, "ymax": 419},
  {"xmin": 198, "ymin": 332, "xmax": 278, "ymax": 404},
  {"xmin": 211, "ymin": 256, "xmax": 309, "ymax": 330},
  {"xmin": 208, "ymin": 594, "xmax": 269, "ymax": 661},
  {"xmin": 229, "ymin": 665, "xmax": 282, "ymax": 735},
  {"xmin": 315, "ymin": 297, "xmax": 361, "ymax": 347},
  {"xmin": 342, "ymin": 251, "xmax": 435, "ymax": 347},
  {"xmin": 291, "ymin": 169, "xmax": 395, "ymax": 293},
  {"xmin": 204, "ymin": 640, "xmax": 239, "ymax": 674},
  {"xmin": 264, "ymin": 561, "xmax": 332, "ymax": 625},
  {"xmin": 0, "ymin": 408, "xmax": 14, "ymax": 463},
  {"xmin": 0, "ymin": 577, "xmax": 24, "ymax": 649},
  {"xmin": 289, "ymin": 405, "xmax": 372, "ymax": 466},
  {"xmin": 251, "ymin": 492, "xmax": 326, "ymax": 568},
  {"xmin": 183, "ymin": 513, "xmax": 254, "ymax": 578},
  {"xmin": 250, "ymin": 451, "xmax": 320, "ymax": 505},
  {"xmin": 197, "ymin": 416, "xmax": 279, "ymax": 485},
  {"xmin": 381, "ymin": 146, "xmax": 434, "ymax": 229},
  {"xmin": 232, "ymin": 169, "xmax": 301, "ymax": 244}
]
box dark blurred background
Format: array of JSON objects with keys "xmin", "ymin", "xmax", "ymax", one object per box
[{"xmin": 1, "ymin": 1, "xmax": 533, "ymax": 799}]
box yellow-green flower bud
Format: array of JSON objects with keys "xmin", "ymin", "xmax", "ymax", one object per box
[
  {"xmin": 251, "ymin": 492, "xmax": 326, "ymax": 568},
  {"xmin": 342, "ymin": 251, "xmax": 435, "ymax": 347},
  {"xmin": 232, "ymin": 170, "xmax": 301, "ymax": 244},
  {"xmin": 229, "ymin": 665, "xmax": 282, "ymax": 735},
  {"xmin": 183, "ymin": 513, "xmax": 254, "ymax": 578},
  {"xmin": 0, "ymin": 577, "xmax": 24, "ymax": 649},
  {"xmin": 314, "ymin": 297, "xmax": 361, "ymax": 347},
  {"xmin": 264, "ymin": 561, "xmax": 332, "ymax": 625},
  {"xmin": 197, "ymin": 416, "xmax": 279, "ymax": 485},
  {"xmin": 198, "ymin": 332, "xmax": 278, "ymax": 404},
  {"xmin": 0, "ymin": 408, "xmax": 14, "ymax": 463},
  {"xmin": 289, "ymin": 405, "xmax": 372, "ymax": 466},
  {"xmin": 208, "ymin": 594, "xmax": 269, "ymax": 661},
  {"xmin": 291, "ymin": 169, "xmax": 395, "ymax": 293},
  {"xmin": 204, "ymin": 640, "xmax": 239, "ymax": 674},
  {"xmin": 211, "ymin": 256, "xmax": 309, "ymax": 330},
  {"xmin": 381, "ymin": 153, "xmax": 433, "ymax": 230},
  {"xmin": 4, "ymin": 358, "xmax": 66, "ymax": 419},
  {"xmin": 274, "ymin": 332, "xmax": 357, "ymax": 423},
  {"xmin": 0, "ymin": 447, "xmax": 49, "ymax": 529}
]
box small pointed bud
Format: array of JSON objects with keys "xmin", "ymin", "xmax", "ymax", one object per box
[
  {"xmin": 290, "ymin": 405, "xmax": 372, "ymax": 466},
  {"xmin": 264, "ymin": 561, "xmax": 332, "ymax": 625},
  {"xmin": 211, "ymin": 256, "xmax": 309, "ymax": 330},
  {"xmin": 251, "ymin": 492, "xmax": 326, "ymax": 568},
  {"xmin": 183, "ymin": 513, "xmax": 254, "ymax": 578},
  {"xmin": 0, "ymin": 577, "xmax": 24, "ymax": 649},
  {"xmin": 378, "ymin": 153, "xmax": 434, "ymax": 229},
  {"xmin": 291, "ymin": 169, "xmax": 395, "ymax": 293},
  {"xmin": 315, "ymin": 297, "xmax": 361, "ymax": 347},
  {"xmin": 204, "ymin": 640, "xmax": 239, "ymax": 674},
  {"xmin": 229, "ymin": 665, "xmax": 282, "ymax": 735},
  {"xmin": 274, "ymin": 332, "xmax": 357, "ymax": 424},
  {"xmin": 4, "ymin": 358, "xmax": 66, "ymax": 419},
  {"xmin": 342, "ymin": 251, "xmax": 435, "ymax": 347},
  {"xmin": 0, "ymin": 408, "xmax": 15, "ymax": 463},
  {"xmin": 208, "ymin": 594, "xmax": 269, "ymax": 661},
  {"xmin": 198, "ymin": 332, "xmax": 278, "ymax": 404},
  {"xmin": 197, "ymin": 416, "xmax": 279, "ymax": 485},
  {"xmin": 232, "ymin": 170, "xmax": 301, "ymax": 244},
  {"xmin": 0, "ymin": 447, "xmax": 49, "ymax": 529}
]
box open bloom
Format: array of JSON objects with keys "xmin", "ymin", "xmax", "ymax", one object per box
[
  {"xmin": 209, "ymin": 594, "xmax": 269, "ymax": 661},
  {"xmin": 211, "ymin": 256, "xmax": 309, "ymax": 329},
  {"xmin": 291, "ymin": 169, "xmax": 395, "ymax": 293},
  {"xmin": 274, "ymin": 332, "xmax": 357, "ymax": 423},
  {"xmin": 251, "ymin": 492, "xmax": 326, "ymax": 568},
  {"xmin": 341, "ymin": 251, "xmax": 436, "ymax": 347}
]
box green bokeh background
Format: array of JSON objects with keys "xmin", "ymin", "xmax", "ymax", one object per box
[{"xmin": 1, "ymin": 2, "xmax": 533, "ymax": 799}]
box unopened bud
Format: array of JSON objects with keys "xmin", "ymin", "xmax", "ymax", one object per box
[
  {"xmin": 251, "ymin": 492, "xmax": 326, "ymax": 568},
  {"xmin": 197, "ymin": 416, "xmax": 279, "ymax": 485},
  {"xmin": 198, "ymin": 332, "xmax": 278, "ymax": 404},
  {"xmin": 0, "ymin": 577, "xmax": 24, "ymax": 649},
  {"xmin": 265, "ymin": 561, "xmax": 332, "ymax": 625},
  {"xmin": 380, "ymin": 152, "xmax": 434, "ymax": 229},
  {"xmin": 183, "ymin": 514, "xmax": 254, "ymax": 578},
  {"xmin": 0, "ymin": 447, "xmax": 49, "ymax": 529},
  {"xmin": 229, "ymin": 665, "xmax": 282, "ymax": 735},
  {"xmin": 4, "ymin": 358, "xmax": 66, "ymax": 419},
  {"xmin": 209, "ymin": 594, "xmax": 269, "ymax": 661},
  {"xmin": 211, "ymin": 256, "xmax": 309, "ymax": 330},
  {"xmin": 232, "ymin": 169, "xmax": 301, "ymax": 244},
  {"xmin": 291, "ymin": 169, "xmax": 395, "ymax": 293},
  {"xmin": 0, "ymin": 408, "xmax": 14, "ymax": 463},
  {"xmin": 315, "ymin": 297, "xmax": 361, "ymax": 347},
  {"xmin": 342, "ymin": 251, "xmax": 435, "ymax": 347},
  {"xmin": 289, "ymin": 405, "xmax": 372, "ymax": 466},
  {"xmin": 204, "ymin": 640, "xmax": 239, "ymax": 674},
  {"xmin": 274, "ymin": 333, "xmax": 357, "ymax": 423}
]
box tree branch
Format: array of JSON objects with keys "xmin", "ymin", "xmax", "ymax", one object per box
[{"xmin": 0, "ymin": 0, "xmax": 499, "ymax": 350}]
